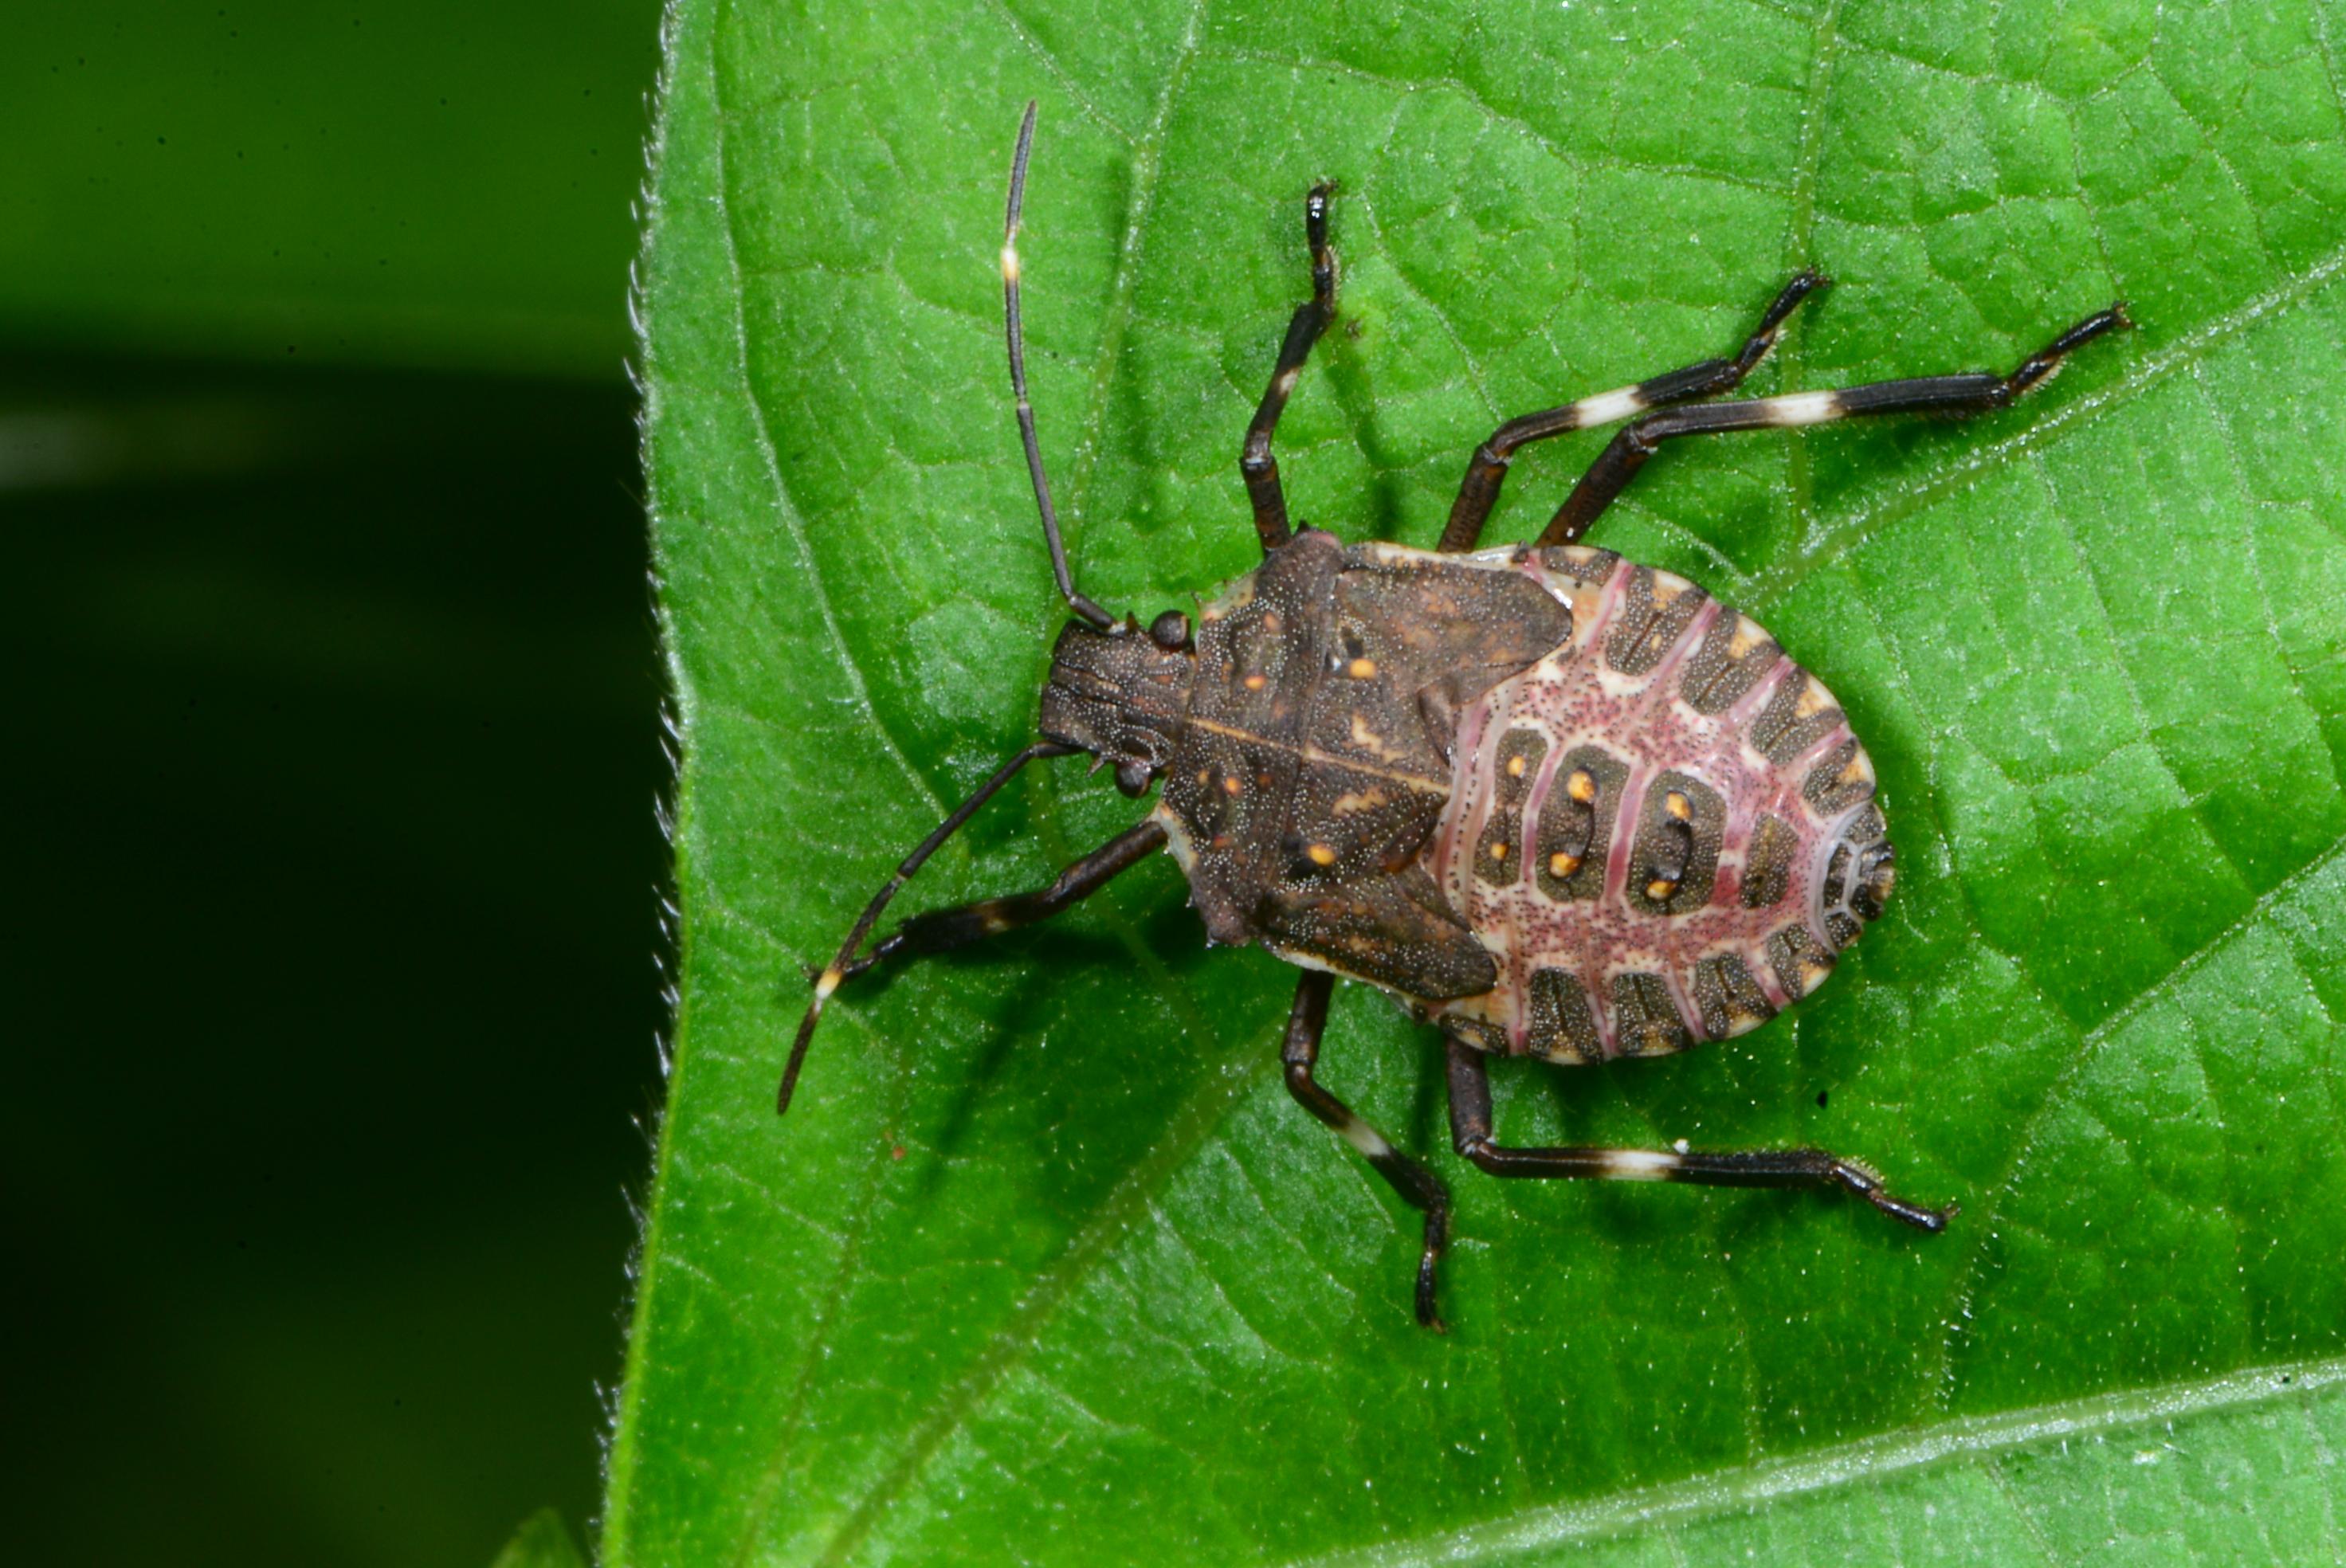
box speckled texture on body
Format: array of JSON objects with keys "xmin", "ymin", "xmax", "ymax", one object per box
[
  {"xmin": 1154, "ymin": 532, "xmax": 1893, "ymax": 1063},
  {"xmin": 1426, "ymin": 543, "xmax": 1892, "ymax": 1062}
]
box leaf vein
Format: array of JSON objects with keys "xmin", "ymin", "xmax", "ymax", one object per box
[{"xmin": 1280, "ymin": 1353, "xmax": 2346, "ymax": 1567}]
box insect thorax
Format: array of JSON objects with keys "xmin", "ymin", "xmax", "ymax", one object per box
[{"xmin": 1149, "ymin": 529, "xmax": 1574, "ymax": 998}]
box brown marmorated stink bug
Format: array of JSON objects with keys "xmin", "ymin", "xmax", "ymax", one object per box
[{"xmin": 782, "ymin": 104, "xmax": 2132, "ymax": 1331}]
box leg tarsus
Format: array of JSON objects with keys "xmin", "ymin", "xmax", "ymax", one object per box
[
  {"xmin": 1283, "ymin": 971, "xmax": 1453, "ymax": 1331},
  {"xmin": 1414, "ymin": 1202, "xmax": 1449, "ymax": 1332},
  {"xmin": 2007, "ymin": 300, "xmax": 2132, "ymax": 398},
  {"xmin": 1824, "ymin": 1156, "xmax": 1960, "ymax": 1231}
]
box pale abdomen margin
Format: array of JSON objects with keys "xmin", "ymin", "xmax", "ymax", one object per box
[{"xmin": 1428, "ymin": 545, "xmax": 1894, "ymax": 1063}]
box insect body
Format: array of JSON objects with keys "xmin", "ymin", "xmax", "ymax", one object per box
[
  {"xmin": 1161, "ymin": 531, "xmax": 1892, "ymax": 1065},
  {"xmin": 784, "ymin": 104, "xmax": 2131, "ymax": 1331}
]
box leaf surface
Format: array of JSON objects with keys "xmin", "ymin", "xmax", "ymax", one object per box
[{"xmin": 616, "ymin": 1, "xmax": 2346, "ymax": 1560}]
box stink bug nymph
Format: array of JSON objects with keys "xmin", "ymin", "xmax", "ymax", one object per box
[{"xmin": 782, "ymin": 104, "xmax": 2132, "ymax": 1331}]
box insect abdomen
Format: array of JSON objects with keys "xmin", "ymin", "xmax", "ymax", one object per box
[{"xmin": 1428, "ymin": 546, "xmax": 1893, "ymax": 1062}]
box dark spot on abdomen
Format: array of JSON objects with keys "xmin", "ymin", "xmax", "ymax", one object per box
[
  {"xmin": 1611, "ymin": 972, "xmax": 1692, "ymax": 1057},
  {"xmin": 1527, "ymin": 968, "xmax": 1602, "ymax": 1064}
]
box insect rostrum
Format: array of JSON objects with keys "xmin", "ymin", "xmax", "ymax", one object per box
[{"xmin": 784, "ymin": 103, "xmax": 2132, "ymax": 1332}]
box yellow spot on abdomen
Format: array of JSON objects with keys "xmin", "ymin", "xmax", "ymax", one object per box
[
  {"xmin": 1347, "ymin": 657, "xmax": 1377, "ymax": 679},
  {"xmin": 1307, "ymin": 843, "xmax": 1338, "ymax": 866},
  {"xmin": 1549, "ymin": 853, "xmax": 1580, "ymax": 878}
]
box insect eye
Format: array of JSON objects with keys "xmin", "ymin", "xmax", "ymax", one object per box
[
  {"xmin": 1113, "ymin": 760, "xmax": 1154, "ymax": 797},
  {"xmin": 1148, "ymin": 610, "xmax": 1192, "ymax": 650}
]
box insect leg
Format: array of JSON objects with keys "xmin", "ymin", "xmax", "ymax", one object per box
[
  {"xmin": 1438, "ymin": 271, "xmax": 1826, "ymax": 553},
  {"xmin": 1536, "ymin": 302, "xmax": 2133, "ymax": 547},
  {"xmin": 850, "ymin": 816, "xmax": 1167, "ymax": 972},
  {"xmin": 782, "ymin": 809, "xmax": 1164, "ymax": 1114},
  {"xmin": 1446, "ymin": 1041, "xmax": 1956, "ymax": 1231},
  {"xmin": 1240, "ymin": 183, "xmax": 1338, "ymax": 555},
  {"xmin": 1281, "ymin": 970, "xmax": 1454, "ymax": 1331}
]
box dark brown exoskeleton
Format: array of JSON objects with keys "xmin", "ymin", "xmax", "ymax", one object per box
[{"xmin": 783, "ymin": 103, "xmax": 2133, "ymax": 1330}]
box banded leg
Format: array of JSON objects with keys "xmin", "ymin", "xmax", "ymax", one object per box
[
  {"xmin": 1282, "ymin": 970, "xmax": 1454, "ymax": 1331},
  {"xmin": 1241, "ymin": 184, "xmax": 1337, "ymax": 555},
  {"xmin": 781, "ymin": 809, "xmax": 1163, "ymax": 1113},
  {"xmin": 834, "ymin": 817, "xmax": 1167, "ymax": 982},
  {"xmin": 1537, "ymin": 303, "xmax": 2132, "ymax": 547},
  {"xmin": 1438, "ymin": 270, "xmax": 1826, "ymax": 553},
  {"xmin": 1446, "ymin": 1041, "xmax": 1956, "ymax": 1232}
]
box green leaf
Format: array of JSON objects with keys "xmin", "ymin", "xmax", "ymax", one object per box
[
  {"xmin": 616, "ymin": 0, "xmax": 2346, "ymax": 1561},
  {"xmin": 489, "ymin": 1509, "xmax": 588, "ymax": 1568},
  {"xmin": 1, "ymin": 2, "xmax": 655, "ymax": 374}
]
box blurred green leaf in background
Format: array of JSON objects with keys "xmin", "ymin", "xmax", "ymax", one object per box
[
  {"xmin": 4, "ymin": 5, "xmax": 664, "ymax": 1566},
  {"xmin": 625, "ymin": 0, "xmax": 2346, "ymax": 1563},
  {"xmin": 4, "ymin": 2, "xmax": 653, "ymax": 374}
]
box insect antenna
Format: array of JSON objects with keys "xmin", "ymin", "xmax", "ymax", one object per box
[
  {"xmin": 779, "ymin": 739, "xmax": 1077, "ymax": 1115},
  {"xmin": 1004, "ymin": 100, "xmax": 1114, "ymax": 632}
]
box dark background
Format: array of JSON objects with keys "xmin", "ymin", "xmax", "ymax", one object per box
[{"xmin": 6, "ymin": 6, "xmax": 668, "ymax": 1565}]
